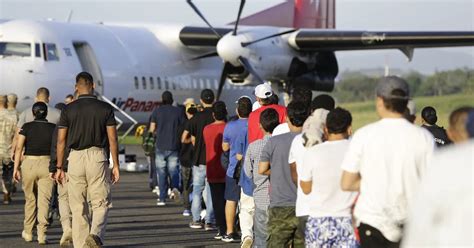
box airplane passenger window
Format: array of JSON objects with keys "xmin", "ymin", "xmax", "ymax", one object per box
[
  {"xmin": 142, "ymin": 77, "xmax": 147, "ymax": 90},
  {"xmin": 134, "ymin": 77, "xmax": 139, "ymax": 89},
  {"xmin": 0, "ymin": 42, "xmax": 31, "ymax": 57},
  {"xmin": 165, "ymin": 78, "xmax": 169, "ymax": 90},
  {"xmin": 35, "ymin": 43, "xmax": 41, "ymax": 57},
  {"xmin": 172, "ymin": 82, "xmax": 176, "ymax": 90},
  {"xmin": 157, "ymin": 77, "xmax": 162, "ymax": 89},
  {"xmin": 44, "ymin": 43, "xmax": 59, "ymax": 61},
  {"xmin": 150, "ymin": 77, "xmax": 154, "ymax": 89}
]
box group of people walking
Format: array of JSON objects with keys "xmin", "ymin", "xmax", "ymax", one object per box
[
  {"xmin": 145, "ymin": 75, "xmax": 473, "ymax": 248},
  {"xmin": 1, "ymin": 72, "xmax": 119, "ymax": 247}
]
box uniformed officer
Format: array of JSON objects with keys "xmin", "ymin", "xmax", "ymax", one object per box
[
  {"xmin": 55, "ymin": 71, "xmax": 120, "ymax": 248},
  {"xmin": 13, "ymin": 102, "xmax": 56, "ymax": 244},
  {"xmin": 0, "ymin": 95, "xmax": 17, "ymax": 204}
]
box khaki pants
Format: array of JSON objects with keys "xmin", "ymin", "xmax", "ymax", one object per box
[
  {"xmin": 21, "ymin": 156, "xmax": 54, "ymax": 237},
  {"xmin": 239, "ymin": 191, "xmax": 255, "ymax": 240},
  {"xmin": 58, "ymin": 175, "xmax": 72, "ymax": 235},
  {"xmin": 68, "ymin": 147, "xmax": 111, "ymax": 248}
]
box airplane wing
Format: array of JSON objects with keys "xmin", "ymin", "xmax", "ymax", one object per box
[{"xmin": 288, "ymin": 30, "xmax": 474, "ymax": 60}]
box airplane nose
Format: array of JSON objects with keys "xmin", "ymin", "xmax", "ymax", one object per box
[{"xmin": 216, "ymin": 34, "xmax": 250, "ymax": 67}]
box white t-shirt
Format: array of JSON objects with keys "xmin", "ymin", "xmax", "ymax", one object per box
[
  {"xmin": 341, "ymin": 118, "xmax": 434, "ymax": 242},
  {"xmin": 273, "ymin": 123, "xmax": 290, "ymax": 136},
  {"xmin": 288, "ymin": 134, "xmax": 310, "ymax": 216},
  {"xmin": 300, "ymin": 140, "xmax": 357, "ymax": 218},
  {"xmin": 402, "ymin": 141, "xmax": 474, "ymax": 248}
]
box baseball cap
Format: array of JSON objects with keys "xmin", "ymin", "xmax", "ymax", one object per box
[
  {"xmin": 185, "ymin": 102, "xmax": 196, "ymax": 112},
  {"xmin": 376, "ymin": 76, "xmax": 410, "ymax": 100},
  {"xmin": 254, "ymin": 83, "xmax": 273, "ymax": 99},
  {"xmin": 200, "ymin": 89, "xmax": 215, "ymax": 102},
  {"xmin": 32, "ymin": 102, "xmax": 48, "ymax": 119}
]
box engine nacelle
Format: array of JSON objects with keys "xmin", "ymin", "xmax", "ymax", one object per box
[{"xmin": 288, "ymin": 51, "xmax": 338, "ymax": 92}]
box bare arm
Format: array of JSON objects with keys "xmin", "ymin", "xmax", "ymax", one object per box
[
  {"xmin": 191, "ymin": 135, "xmax": 196, "ymax": 146},
  {"xmin": 300, "ymin": 180, "xmax": 312, "ymax": 195},
  {"xmin": 258, "ymin": 161, "xmax": 271, "ymax": 175},
  {"xmin": 56, "ymin": 128, "xmax": 67, "ymax": 169},
  {"xmin": 181, "ymin": 130, "xmax": 192, "ymax": 144},
  {"xmin": 107, "ymin": 126, "xmax": 120, "ymax": 184},
  {"xmin": 290, "ymin": 162, "xmax": 298, "ymax": 185},
  {"xmin": 148, "ymin": 122, "xmax": 156, "ymax": 134},
  {"xmin": 222, "ymin": 142, "xmax": 230, "ymax": 152},
  {"xmin": 341, "ymin": 171, "xmax": 361, "ymax": 191}
]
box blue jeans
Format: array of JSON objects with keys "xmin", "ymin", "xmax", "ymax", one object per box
[
  {"xmin": 155, "ymin": 149, "xmax": 179, "ymax": 202},
  {"xmin": 191, "ymin": 165, "xmax": 214, "ymax": 223}
]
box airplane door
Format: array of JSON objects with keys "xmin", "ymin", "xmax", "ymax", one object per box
[{"xmin": 73, "ymin": 42, "xmax": 104, "ymax": 94}]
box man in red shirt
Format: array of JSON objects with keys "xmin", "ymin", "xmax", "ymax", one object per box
[
  {"xmin": 248, "ymin": 84, "xmax": 287, "ymax": 143},
  {"xmin": 203, "ymin": 101, "xmax": 228, "ymax": 239}
]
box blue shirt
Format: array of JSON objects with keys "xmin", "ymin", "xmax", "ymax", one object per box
[
  {"xmin": 150, "ymin": 105, "xmax": 184, "ymax": 151},
  {"xmin": 223, "ymin": 119, "xmax": 248, "ymax": 178},
  {"xmin": 236, "ymin": 131, "xmax": 253, "ymax": 196}
]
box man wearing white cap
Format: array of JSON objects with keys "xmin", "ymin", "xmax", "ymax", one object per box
[{"xmin": 247, "ymin": 84, "xmax": 287, "ymax": 144}]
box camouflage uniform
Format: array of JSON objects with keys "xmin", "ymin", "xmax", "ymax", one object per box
[{"xmin": 0, "ymin": 109, "xmax": 18, "ymax": 196}]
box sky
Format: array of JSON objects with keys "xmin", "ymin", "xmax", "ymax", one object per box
[{"xmin": 1, "ymin": 0, "xmax": 473, "ymax": 73}]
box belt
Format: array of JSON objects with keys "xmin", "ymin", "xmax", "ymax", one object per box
[
  {"xmin": 24, "ymin": 155, "xmax": 50, "ymax": 160},
  {"xmin": 71, "ymin": 147, "xmax": 105, "ymax": 152}
]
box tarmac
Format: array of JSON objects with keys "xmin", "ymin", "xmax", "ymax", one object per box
[{"xmin": 0, "ymin": 146, "xmax": 241, "ymax": 247}]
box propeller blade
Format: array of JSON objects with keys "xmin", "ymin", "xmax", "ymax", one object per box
[
  {"xmin": 189, "ymin": 51, "xmax": 219, "ymax": 61},
  {"xmin": 217, "ymin": 62, "xmax": 232, "ymax": 100},
  {"xmin": 186, "ymin": 0, "xmax": 222, "ymax": 38},
  {"xmin": 232, "ymin": 0, "xmax": 246, "ymax": 36},
  {"xmin": 238, "ymin": 56, "xmax": 265, "ymax": 84},
  {"xmin": 241, "ymin": 29, "xmax": 297, "ymax": 47}
]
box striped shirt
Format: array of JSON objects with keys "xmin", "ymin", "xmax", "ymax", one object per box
[{"xmin": 244, "ymin": 135, "xmax": 270, "ymax": 209}]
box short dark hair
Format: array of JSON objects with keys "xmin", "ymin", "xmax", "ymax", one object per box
[
  {"xmin": 326, "ymin": 107, "xmax": 352, "ymax": 134},
  {"xmin": 287, "ymin": 101, "xmax": 309, "ymax": 127},
  {"xmin": 260, "ymin": 108, "xmax": 280, "ymax": 133},
  {"xmin": 237, "ymin": 97, "xmax": 252, "ymax": 118},
  {"xmin": 268, "ymin": 93, "xmax": 279, "ymax": 105},
  {"xmin": 382, "ymin": 89, "xmax": 408, "ymax": 114},
  {"xmin": 212, "ymin": 101, "xmax": 227, "ymax": 121},
  {"xmin": 76, "ymin": 71, "xmax": 94, "ymax": 85},
  {"xmin": 311, "ymin": 94, "xmax": 335, "ymax": 112},
  {"xmin": 201, "ymin": 89, "xmax": 215, "ymax": 105},
  {"xmin": 32, "ymin": 102, "xmax": 48, "ymax": 119},
  {"xmin": 421, "ymin": 106, "xmax": 437, "ymax": 125},
  {"xmin": 36, "ymin": 87, "xmax": 50, "ymax": 98},
  {"xmin": 292, "ymin": 87, "xmax": 312, "ymax": 109},
  {"xmin": 162, "ymin": 91, "xmax": 173, "ymax": 105}
]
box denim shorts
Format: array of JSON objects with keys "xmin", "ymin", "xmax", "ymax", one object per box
[{"xmin": 224, "ymin": 176, "xmax": 241, "ymax": 202}]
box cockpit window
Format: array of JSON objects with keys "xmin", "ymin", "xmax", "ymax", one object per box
[
  {"xmin": 0, "ymin": 42, "xmax": 31, "ymax": 57},
  {"xmin": 44, "ymin": 43, "xmax": 59, "ymax": 61}
]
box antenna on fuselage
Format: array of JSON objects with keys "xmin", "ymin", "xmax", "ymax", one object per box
[{"xmin": 66, "ymin": 10, "xmax": 74, "ymax": 22}]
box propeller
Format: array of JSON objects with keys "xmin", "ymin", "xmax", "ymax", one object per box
[{"xmin": 186, "ymin": 0, "xmax": 295, "ymax": 99}]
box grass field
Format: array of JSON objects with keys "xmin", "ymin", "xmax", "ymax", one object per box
[
  {"xmin": 341, "ymin": 93, "xmax": 473, "ymax": 130},
  {"xmin": 119, "ymin": 93, "xmax": 473, "ymax": 145}
]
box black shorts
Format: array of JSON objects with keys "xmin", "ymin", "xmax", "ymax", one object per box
[{"xmin": 224, "ymin": 176, "xmax": 241, "ymax": 202}]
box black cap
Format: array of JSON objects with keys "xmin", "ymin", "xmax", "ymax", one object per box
[
  {"xmin": 32, "ymin": 102, "xmax": 48, "ymax": 120},
  {"xmin": 201, "ymin": 89, "xmax": 215, "ymax": 104},
  {"xmin": 376, "ymin": 76, "xmax": 410, "ymax": 100}
]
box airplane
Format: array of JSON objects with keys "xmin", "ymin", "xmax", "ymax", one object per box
[{"xmin": 1, "ymin": 0, "xmax": 473, "ymax": 128}]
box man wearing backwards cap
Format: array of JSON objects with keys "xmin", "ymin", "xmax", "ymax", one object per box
[
  {"xmin": 340, "ymin": 76, "xmax": 434, "ymax": 248},
  {"xmin": 247, "ymin": 84, "xmax": 287, "ymax": 144}
]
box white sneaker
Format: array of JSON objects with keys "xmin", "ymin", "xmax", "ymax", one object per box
[
  {"xmin": 22, "ymin": 230, "xmax": 33, "ymax": 242},
  {"xmin": 152, "ymin": 187, "xmax": 159, "ymax": 193},
  {"xmin": 156, "ymin": 200, "xmax": 166, "ymax": 206}
]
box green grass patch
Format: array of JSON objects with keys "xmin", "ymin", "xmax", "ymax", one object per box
[{"xmin": 341, "ymin": 93, "xmax": 473, "ymax": 130}]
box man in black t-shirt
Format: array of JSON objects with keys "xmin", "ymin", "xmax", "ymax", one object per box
[
  {"xmin": 55, "ymin": 72, "xmax": 119, "ymax": 248},
  {"xmin": 421, "ymin": 106, "xmax": 451, "ymax": 147},
  {"xmin": 179, "ymin": 102, "xmax": 197, "ymax": 216},
  {"xmin": 183, "ymin": 89, "xmax": 216, "ymax": 230}
]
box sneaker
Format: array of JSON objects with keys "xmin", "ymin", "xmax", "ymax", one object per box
[
  {"xmin": 182, "ymin": 209, "xmax": 191, "ymax": 216},
  {"xmin": 156, "ymin": 200, "xmax": 166, "ymax": 206},
  {"xmin": 189, "ymin": 221, "xmax": 203, "ymax": 229},
  {"xmin": 21, "ymin": 230, "xmax": 33, "ymax": 242},
  {"xmin": 241, "ymin": 236, "xmax": 253, "ymax": 248},
  {"xmin": 38, "ymin": 235, "xmax": 48, "ymax": 245},
  {"xmin": 152, "ymin": 187, "xmax": 159, "ymax": 193},
  {"xmin": 204, "ymin": 223, "xmax": 216, "ymax": 231},
  {"xmin": 222, "ymin": 233, "xmax": 240, "ymax": 243},
  {"xmin": 85, "ymin": 234, "xmax": 103, "ymax": 248},
  {"xmin": 60, "ymin": 231, "xmax": 73, "ymax": 247},
  {"xmin": 214, "ymin": 232, "xmax": 223, "ymax": 240},
  {"xmin": 170, "ymin": 188, "xmax": 181, "ymax": 201}
]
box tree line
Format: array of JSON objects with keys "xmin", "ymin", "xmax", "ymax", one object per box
[{"xmin": 333, "ymin": 68, "xmax": 474, "ymax": 103}]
